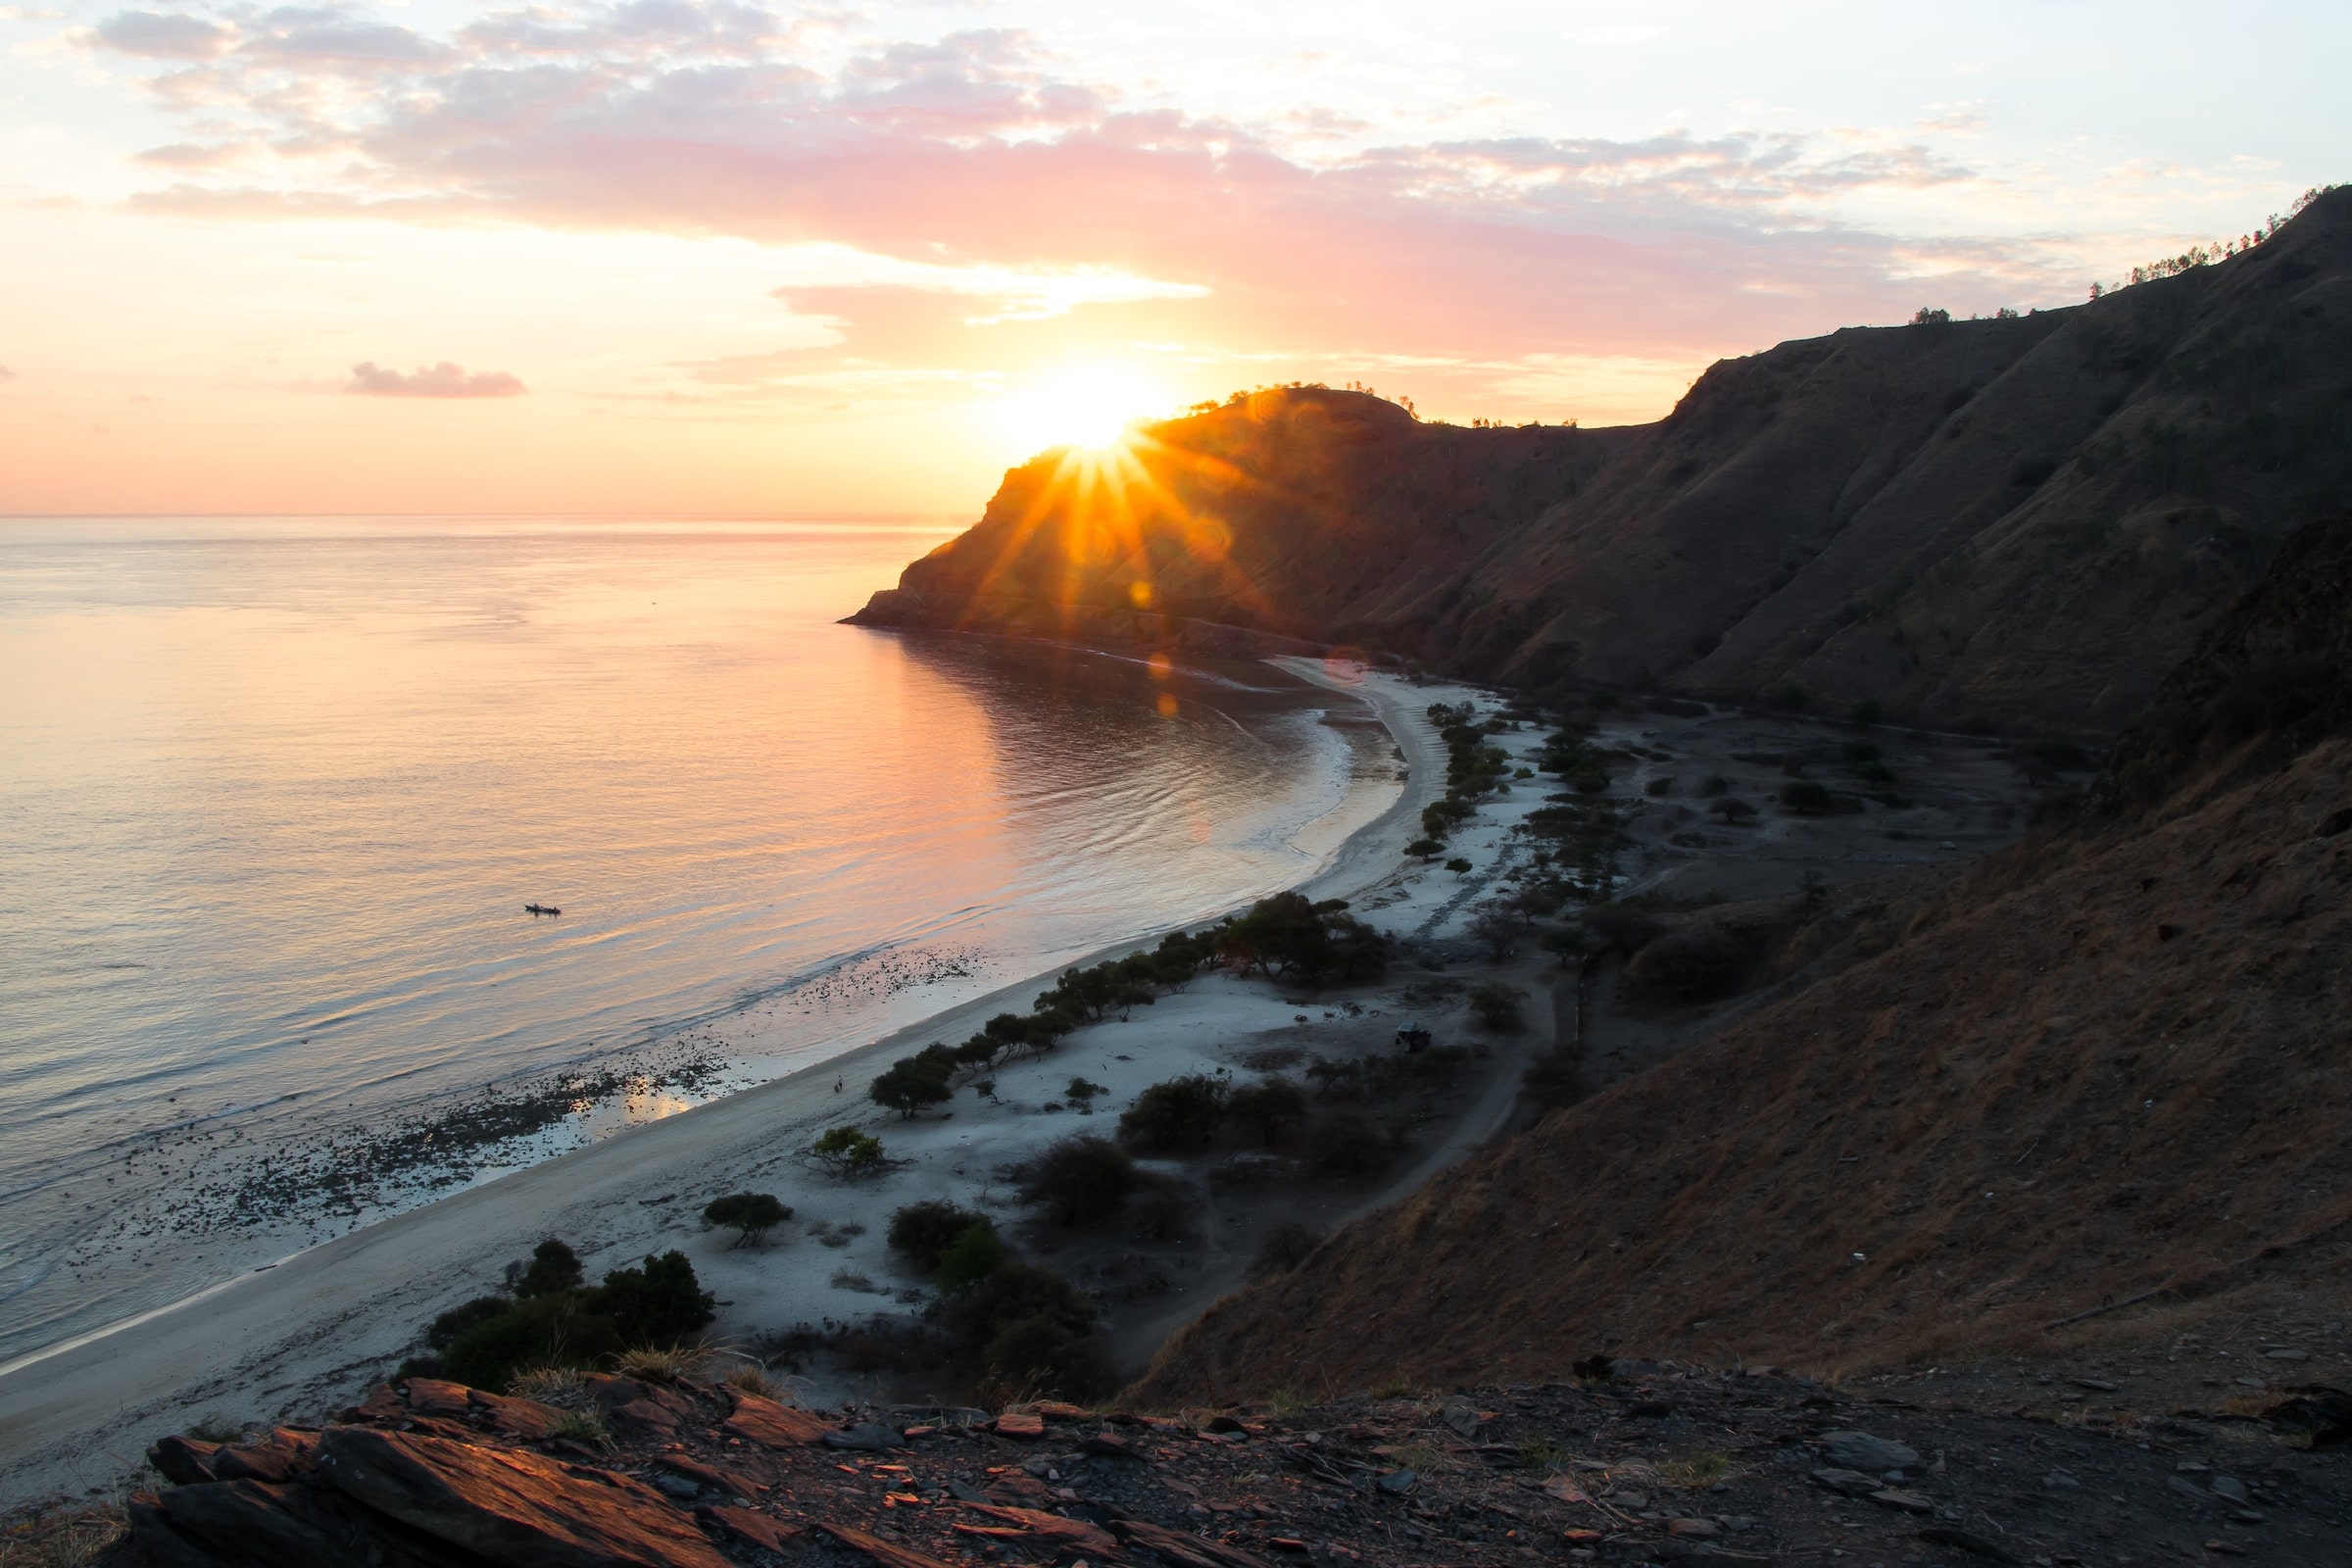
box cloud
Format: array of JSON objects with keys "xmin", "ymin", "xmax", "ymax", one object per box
[
  {"xmin": 0, "ymin": 365, "xmax": 15, "ymax": 381},
  {"xmin": 92, "ymin": 10, "xmax": 236, "ymax": 59},
  {"xmin": 346, "ymin": 361, "xmax": 527, "ymax": 398}
]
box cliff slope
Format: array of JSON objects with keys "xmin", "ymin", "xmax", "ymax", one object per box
[
  {"xmin": 855, "ymin": 187, "xmax": 2352, "ymax": 734},
  {"xmin": 1131, "ymin": 519, "xmax": 2352, "ymax": 1401}
]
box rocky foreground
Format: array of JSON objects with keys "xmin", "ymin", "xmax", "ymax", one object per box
[{"xmin": 100, "ymin": 1358, "xmax": 2349, "ymax": 1567}]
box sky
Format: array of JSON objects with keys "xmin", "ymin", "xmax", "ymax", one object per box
[{"xmin": 0, "ymin": 2, "xmax": 2343, "ymax": 515}]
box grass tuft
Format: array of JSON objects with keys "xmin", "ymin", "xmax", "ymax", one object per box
[{"xmin": 545, "ymin": 1408, "xmax": 612, "ymax": 1448}]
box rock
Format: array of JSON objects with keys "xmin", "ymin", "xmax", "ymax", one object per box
[
  {"xmin": 401, "ymin": 1378, "xmax": 475, "ymax": 1418},
  {"xmin": 2263, "ymin": 1387, "xmax": 2352, "ymax": 1448},
  {"xmin": 469, "ymin": 1391, "xmax": 564, "ymax": 1441},
  {"xmin": 2042, "ymin": 1471, "xmax": 2082, "ymax": 1490},
  {"xmin": 352, "ymin": 1384, "xmax": 411, "ymax": 1424},
  {"xmin": 723, "ymin": 1393, "xmax": 830, "ymax": 1447},
  {"xmin": 1818, "ymin": 1431, "xmax": 1920, "ymax": 1471},
  {"xmin": 147, "ymin": 1435, "xmax": 221, "ymax": 1486},
  {"xmin": 1375, "ymin": 1468, "xmax": 1418, "ymax": 1494},
  {"xmin": 1034, "ymin": 1399, "xmax": 1092, "ymax": 1421},
  {"xmin": 1204, "ymin": 1413, "xmax": 1250, "ymax": 1434},
  {"xmin": 1611, "ymin": 1489, "xmax": 1651, "ymax": 1509},
  {"xmin": 993, "ymin": 1410, "xmax": 1046, "ymax": 1439},
  {"xmin": 210, "ymin": 1431, "xmax": 318, "ymax": 1486},
  {"xmin": 2202, "ymin": 1541, "xmax": 2247, "ymax": 1556},
  {"xmin": 948, "ymin": 1480, "xmax": 989, "ymax": 1503},
  {"xmin": 1915, "ymin": 1526, "xmax": 2018, "ymax": 1563},
  {"xmin": 1542, "ymin": 1475, "xmax": 1593, "ymax": 1505},
  {"xmin": 314, "ymin": 1426, "xmax": 733, "ymax": 1568},
  {"xmin": 611, "ymin": 1399, "xmax": 681, "ymax": 1432},
  {"xmin": 1810, "ymin": 1469, "xmax": 1882, "ymax": 1497},
  {"xmin": 657, "ymin": 1453, "xmax": 760, "ymax": 1501},
  {"xmin": 822, "ymin": 1423, "xmax": 904, "ymax": 1451},
  {"xmin": 136, "ymin": 1477, "xmax": 475, "ymax": 1568},
  {"xmin": 2208, "ymin": 1476, "xmax": 2249, "ymax": 1502},
  {"xmin": 819, "ymin": 1520, "xmax": 960, "ymax": 1568},
  {"xmin": 1668, "ymin": 1517, "xmax": 1722, "ymax": 1537},
  {"xmin": 2262, "ymin": 1348, "xmax": 2309, "ymax": 1361},
  {"xmin": 962, "ymin": 1502, "xmax": 1119, "ymax": 1555},
  {"xmin": 699, "ymin": 1505, "xmax": 801, "ymax": 1553},
  {"xmin": 1440, "ymin": 1401, "xmax": 1484, "ymax": 1439},
  {"xmin": 1111, "ymin": 1517, "xmax": 1273, "ymax": 1568},
  {"xmin": 2167, "ymin": 1476, "xmax": 2215, "ymax": 1503},
  {"xmin": 1081, "ymin": 1432, "xmax": 1144, "ymax": 1460},
  {"xmin": 1870, "ymin": 1489, "xmax": 1935, "ymax": 1514},
  {"xmin": 652, "ymin": 1473, "xmax": 700, "ymax": 1499},
  {"xmin": 2070, "ymin": 1377, "xmax": 2120, "ymax": 1393}
]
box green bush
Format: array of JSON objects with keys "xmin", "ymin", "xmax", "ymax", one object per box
[
  {"xmin": 595, "ymin": 1251, "xmax": 716, "ymax": 1347},
  {"xmin": 1117, "ymin": 1074, "xmax": 1228, "ymax": 1151},
  {"xmin": 425, "ymin": 1241, "xmax": 713, "ymax": 1392},
  {"xmin": 811, "ymin": 1126, "xmax": 885, "ymax": 1178},
  {"xmin": 1018, "ymin": 1135, "xmax": 1137, "ymax": 1225},
  {"xmin": 1444, "ymin": 857, "xmax": 1473, "ymax": 874},
  {"xmin": 509, "ymin": 1238, "xmax": 583, "ymax": 1298},
  {"xmin": 703, "ymin": 1193, "xmax": 791, "ymax": 1248},
  {"xmin": 887, "ymin": 1200, "xmax": 994, "ymax": 1270},
  {"xmin": 870, "ymin": 1051, "xmax": 955, "ymax": 1118},
  {"xmin": 1779, "ymin": 780, "xmax": 1833, "ymax": 813},
  {"xmin": 933, "ymin": 1224, "xmax": 1005, "ymax": 1292},
  {"xmin": 1467, "ymin": 981, "xmax": 1524, "ymax": 1031}
]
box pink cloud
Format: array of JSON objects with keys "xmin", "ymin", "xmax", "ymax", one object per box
[
  {"xmin": 105, "ymin": 3, "xmax": 2036, "ymax": 392},
  {"xmin": 346, "ymin": 361, "xmax": 527, "ymax": 398},
  {"xmin": 92, "ymin": 10, "xmax": 236, "ymax": 59}
]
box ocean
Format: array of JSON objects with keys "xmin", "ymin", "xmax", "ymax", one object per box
[{"xmin": 0, "ymin": 516, "xmax": 1399, "ymax": 1365}]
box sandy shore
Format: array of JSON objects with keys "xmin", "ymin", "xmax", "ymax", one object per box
[{"xmin": 0, "ymin": 658, "xmax": 1463, "ymax": 1505}]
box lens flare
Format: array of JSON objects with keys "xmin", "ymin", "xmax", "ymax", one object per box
[{"xmin": 999, "ymin": 368, "xmax": 1166, "ymax": 456}]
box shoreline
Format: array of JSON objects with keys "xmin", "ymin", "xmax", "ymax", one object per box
[{"xmin": 0, "ymin": 655, "xmax": 1451, "ymax": 1504}]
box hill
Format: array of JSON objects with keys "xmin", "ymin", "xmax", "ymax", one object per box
[
  {"xmin": 1130, "ymin": 516, "xmax": 2352, "ymax": 1401},
  {"xmin": 853, "ymin": 187, "xmax": 2352, "ymax": 735}
]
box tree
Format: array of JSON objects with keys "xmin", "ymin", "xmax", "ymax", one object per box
[
  {"xmin": 934, "ymin": 1222, "xmax": 1005, "ymax": 1291},
  {"xmin": 1467, "ymin": 981, "xmax": 1524, "ymax": 1031},
  {"xmin": 1017, "ymin": 1135, "xmax": 1136, "ymax": 1225},
  {"xmin": 1063, "ymin": 1077, "xmax": 1105, "ymax": 1111},
  {"xmin": 869, "ymin": 1054, "xmax": 953, "ymax": 1118},
  {"xmin": 1224, "ymin": 1077, "xmax": 1306, "ymax": 1147},
  {"xmin": 1708, "ymin": 797, "xmax": 1757, "ymax": 824},
  {"xmin": 1403, "ymin": 837, "xmax": 1444, "ymax": 861},
  {"xmin": 703, "ymin": 1193, "xmax": 791, "ymax": 1249},
  {"xmin": 1540, "ymin": 926, "xmax": 1589, "ymax": 966},
  {"xmin": 507, "ymin": 1238, "xmax": 583, "ymax": 1298},
  {"xmin": 1466, "ymin": 902, "xmax": 1528, "ymax": 960},
  {"xmin": 811, "ymin": 1126, "xmax": 885, "ymax": 1179},
  {"xmin": 1445, "ymin": 857, "xmax": 1473, "ymax": 874}
]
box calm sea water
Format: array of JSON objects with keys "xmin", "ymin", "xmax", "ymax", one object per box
[{"xmin": 0, "ymin": 517, "xmax": 1397, "ymax": 1363}]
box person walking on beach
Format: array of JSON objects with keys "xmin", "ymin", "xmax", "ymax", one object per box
[{"xmin": 834, "ymin": 1077, "xmax": 843, "ymax": 1093}]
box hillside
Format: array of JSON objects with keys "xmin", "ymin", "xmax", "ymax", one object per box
[
  {"xmin": 1130, "ymin": 517, "xmax": 2352, "ymax": 1401},
  {"xmin": 853, "ymin": 187, "xmax": 2352, "ymax": 735}
]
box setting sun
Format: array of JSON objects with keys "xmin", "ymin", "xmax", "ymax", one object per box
[{"xmin": 998, "ymin": 368, "xmax": 1169, "ymax": 457}]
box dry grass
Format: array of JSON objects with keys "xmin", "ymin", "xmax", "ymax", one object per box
[
  {"xmin": 546, "ymin": 1409, "xmax": 612, "ymax": 1448},
  {"xmin": 507, "ymin": 1366, "xmax": 592, "ymax": 1406},
  {"xmin": 722, "ymin": 1362, "xmax": 779, "ymax": 1399},
  {"xmin": 611, "ymin": 1345, "xmax": 712, "ymax": 1384},
  {"xmin": 0, "ymin": 1499, "xmax": 124, "ymax": 1568},
  {"xmin": 1660, "ymin": 1450, "xmax": 1733, "ymax": 1489}
]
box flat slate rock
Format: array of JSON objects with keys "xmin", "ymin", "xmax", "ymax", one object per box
[
  {"xmin": 722, "ymin": 1393, "xmax": 831, "ymax": 1447},
  {"xmin": 992, "ymin": 1410, "xmax": 1046, "ymax": 1439},
  {"xmin": 698, "ymin": 1504, "xmax": 801, "ymax": 1553},
  {"xmin": 1818, "ymin": 1430, "xmax": 1921, "ymax": 1471},
  {"xmin": 315, "ymin": 1426, "xmax": 732, "ymax": 1568},
  {"xmin": 818, "ymin": 1520, "xmax": 960, "ymax": 1568}
]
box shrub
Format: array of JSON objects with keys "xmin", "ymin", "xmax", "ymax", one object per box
[
  {"xmin": 1404, "ymin": 837, "xmax": 1443, "ymax": 860},
  {"xmin": 1709, "ymin": 797, "xmax": 1757, "ymax": 824},
  {"xmin": 703, "ymin": 1193, "xmax": 791, "ymax": 1249},
  {"xmin": 1017, "ymin": 1135, "xmax": 1137, "ymax": 1225},
  {"xmin": 938, "ymin": 1259, "xmax": 1110, "ymax": 1400},
  {"xmin": 1118, "ymin": 1074, "xmax": 1228, "ymax": 1151},
  {"xmin": 1444, "ymin": 857, "xmax": 1473, "ymax": 874},
  {"xmin": 1779, "ymin": 780, "xmax": 1833, "ymax": 813},
  {"xmin": 1540, "ymin": 926, "xmax": 1589, "ymax": 964},
  {"xmin": 441, "ymin": 1291, "xmax": 622, "ymax": 1392},
  {"xmin": 596, "ymin": 1251, "xmax": 716, "ymax": 1347},
  {"xmin": 1064, "ymin": 1077, "xmax": 1106, "ymax": 1110},
  {"xmin": 811, "ymin": 1126, "xmax": 885, "ymax": 1178},
  {"xmin": 1643, "ymin": 776, "xmax": 1673, "ymax": 796},
  {"xmin": 1698, "ymin": 774, "xmax": 1729, "ymax": 796},
  {"xmin": 428, "ymin": 1295, "xmax": 512, "ymax": 1350},
  {"xmin": 1250, "ymin": 1222, "xmax": 1321, "ymax": 1279},
  {"xmin": 887, "ymin": 1200, "xmax": 994, "ymax": 1270},
  {"xmin": 1849, "ymin": 700, "xmax": 1883, "ymax": 727},
  {"xmin": 1521, "ymin": 1048, "xmax": 1588, "ymax": 1110},
  {"xmin": 509, "ymin": 1238, "xmax": 583, "ymax": 1298},
  {"xmin": 933, "ymin": 1224, "xmax": 1005, "ymax": 1291},
  {"xmin": 1212, "ymin": 891, "xmax": 1389, "ymax": 982},
  {"xmin": 1467, "ymin": 981, "xmax": 1524, "ymax": 1031},
  {"xmin": 1225, "ymin": 1077, "xmax": 1307, "ymax": 1147},
  {"xmin": 1626, "ymin": 926, "xmax": 1749, "ymax": 1004}
]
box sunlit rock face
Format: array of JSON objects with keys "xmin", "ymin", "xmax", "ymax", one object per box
[{"xmin": 857, "ymin": 188, "xmax": 2352, "ymax": 737}]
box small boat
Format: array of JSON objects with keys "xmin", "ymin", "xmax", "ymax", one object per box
[{"xmin": 524, "ymin": 903, "xmax": 562, "ymax": 916}]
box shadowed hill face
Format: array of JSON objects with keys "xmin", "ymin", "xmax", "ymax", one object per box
[
  {"xmin": 855, "ymin": 189, "xmax": 2352, "ymax": 734},
  {"xmin": 1132, "ymin": 730, "xmax": 2352, "ymax": 1401}
]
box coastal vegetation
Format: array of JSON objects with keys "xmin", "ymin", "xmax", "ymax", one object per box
[
  {"xmin": 701, "ymin": 1192, "xmax": 790, "ymax": 1249},
  {"xmin": 402, "ymin": 1238, "xmax": 715, "ymax": 1393}
]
